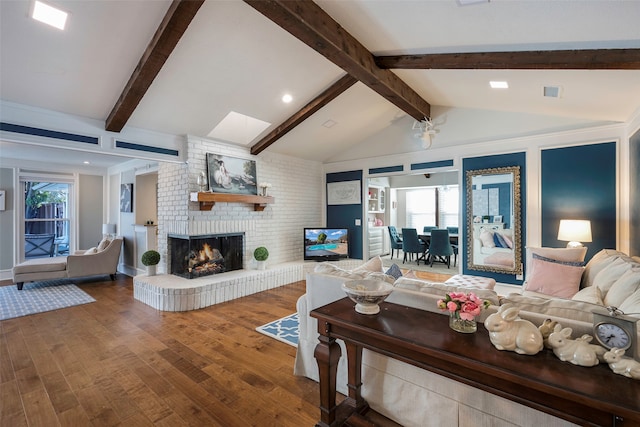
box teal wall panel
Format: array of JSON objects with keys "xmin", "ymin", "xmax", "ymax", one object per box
[
  {"xmin": 327, "ymin": 170, "xmax": 363, "ymax": 259},
  {"xmin": 541, "ymin": 142, "xmax": 616, "ymax": 261}
]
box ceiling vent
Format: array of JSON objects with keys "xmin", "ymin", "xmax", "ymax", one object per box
[{"xmin": 543, "ymin": 86, "xmax": 562, "ymax": 98}]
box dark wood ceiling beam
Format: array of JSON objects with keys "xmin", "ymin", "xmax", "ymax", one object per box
[
  {"xmin": 375, "ymin": 49, "xmax": 640, "ymax": 70},
  {"xmin": 243, "ymin": 0, "xmax": 430, "ymax": 121},
  {"xmin": 105, "ymin": 0, "xmax": 204, "ymax": 132},
  {"xmin": 251, "ymin": 74, "xmax": 357, "ymax": 155}
]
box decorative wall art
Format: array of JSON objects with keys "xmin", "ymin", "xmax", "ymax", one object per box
[
  {"xmin": 120, "ymin": 183, "xmax": 133, "ymax": 212},
  {"xmin": 206, "ymin": 153, "xmax": 257, "ymax": 195},
  {"xmin": 327, "ymin": 180, "xmax": 361, "ymax": 205}
]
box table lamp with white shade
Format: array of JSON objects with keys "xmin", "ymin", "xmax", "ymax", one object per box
[
  {"xmin": 102, "ymin": 223, "xmax": 116, "ymax": 239},
  {"xmin": 557, "ymin": 219, "xmax": 592, "ymax": 248}
]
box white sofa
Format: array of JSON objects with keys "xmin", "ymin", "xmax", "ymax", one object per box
[
  {"xmin": 294, "ymin": 250, "xmax": 640, "ymax": 427},
  {"xmin": 12, "ymin": 237, "xmax": 123, "ymax": 290}
]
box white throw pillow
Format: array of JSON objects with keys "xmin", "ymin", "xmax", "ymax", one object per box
[
  {"xmin": 84, "ymin": 247, "xmax": 98, "ymax": 255},
  {"xmin": 572, "ymin": 286, "xmax": 604, "ymax": 305},
  {"xmin": 352, "ymin": 256, "xmax": 384, "ymax": 273},
  {"xmin": 593, "ymin": 257, "xmax": 636, "ymax": 297},
  {"xmin": 97, "ymin": 238, "xmax": 111, "ymax": 251},
  {"xmin": 581, "ymin": 249, "xmax": 627, "ymax": 288},
  {"xmin": 479, "ymin": 230, "xmax": 495, "ymax": 248},
  {"xmin": 603, "ymin": 267, "xmax": 640, "ymax": 308},
  {"xmin": 618, "ymin": 288, "xmax": 640, "ymax": 319}
]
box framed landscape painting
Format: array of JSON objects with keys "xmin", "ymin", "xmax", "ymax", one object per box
[{"xmin": 206, "ymin": 153, "xmax": 257, "ymax": 195}]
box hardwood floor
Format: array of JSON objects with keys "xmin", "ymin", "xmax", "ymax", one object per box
[{"xmin": 1, "ymin": 270, "xmax": 450, "ymax": 427}]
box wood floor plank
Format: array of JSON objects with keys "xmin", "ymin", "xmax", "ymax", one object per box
[
  {"xmin": 0, "ymin": 272, "xmax": 451, "ymax": 426},
  {"xmin": 0, "ymin": 379, "xmax": 28, "ymax": 426},
  {"xmin": 21, "ymin": 387, "xmax": 61, "ymax": 427}
]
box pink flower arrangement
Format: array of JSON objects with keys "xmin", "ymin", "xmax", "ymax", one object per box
[{"xmin": 437, "ymin": 291, "xmax": 491, "ymax": 321}]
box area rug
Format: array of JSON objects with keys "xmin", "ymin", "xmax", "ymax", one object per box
[
  {"xmin": 256, "ymin": 312, "xmax": 299, "ymax": 347},
  {"xmin": 0, "ymin": 280, "xmax": 96, "ymax": 321}
]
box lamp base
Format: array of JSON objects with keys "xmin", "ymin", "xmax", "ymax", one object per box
[{"xmin": 566, "ymin": 241, "xmax": 584, "ymax": 248}]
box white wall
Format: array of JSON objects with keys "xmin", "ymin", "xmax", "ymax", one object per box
[{"xmin": 154, "ymin": 135, "xmax": 324, "ymax": 274}]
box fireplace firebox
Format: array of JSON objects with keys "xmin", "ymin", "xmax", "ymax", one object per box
[{"xmin": 168, "ymin": 233, "xmax": 244, "ymax": 279}]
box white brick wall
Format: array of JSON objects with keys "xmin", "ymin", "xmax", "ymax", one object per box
[{"xmin": 156, "ymin": 136, "xmax": 324, "ymax": 274}]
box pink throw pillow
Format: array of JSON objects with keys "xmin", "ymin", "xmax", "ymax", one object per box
[{"xmin": 524, "ymin": 257, "xmax": 584, "ymax": 299}]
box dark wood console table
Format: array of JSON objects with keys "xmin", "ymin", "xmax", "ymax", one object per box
[{"xmin": 310, "ymin": 298, "xmax": 640, "ymax": 427}]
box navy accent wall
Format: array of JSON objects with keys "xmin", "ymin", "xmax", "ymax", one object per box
[
  {"xmin": 631, "ymin": 130, "xmax": 640, "ymax": 257},
  {"xmin": 462, "ymin": 152, "xmax": 527, "ymax": 285},
  {"xmin": 327, "ymin": 170, "xmax": 363, "ymax": 259},
  {"xmin": 541, "ymin": 143, "xmax": 616, "ymax": 261}
]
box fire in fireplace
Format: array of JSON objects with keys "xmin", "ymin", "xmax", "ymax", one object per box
[{"xmin": 168, "ymin": 233, "xmax": 244, "ymax": 279}]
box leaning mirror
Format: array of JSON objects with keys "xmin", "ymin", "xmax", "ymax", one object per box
[{"xmin": 466, "ymin": 166, "xmax": 522, "ymax": 275}]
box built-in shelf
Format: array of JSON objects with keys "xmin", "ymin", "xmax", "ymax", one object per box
[{"xmin": 190, "ymin": 192, "xmax": 274, "ymax": 211}]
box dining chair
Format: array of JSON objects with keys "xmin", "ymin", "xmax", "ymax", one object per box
[
  {"xmin": 446, "ymin": 226, "xmax": 458, "ymax": 235},
  {"xmin": 423, "ymin": 226, "xmax": 437, "ymax": 233},
  {"xmin": 387, "ymin": 226, "xmax": 403, "ymax": 260},
  {"xmin": 427, "ymin": 229, "xmax": 454, "ymax": 268},
  {"xmin": 401, "ymin": 228, "xmax": 427, "ymax": 265}
]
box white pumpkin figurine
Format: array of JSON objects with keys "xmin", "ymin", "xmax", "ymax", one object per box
[
  {"xmin": 484, "ymin": 304, "xmax": 543, "ymax": 355},
  {"xmin": 603, "ymin": 348, "xmax": 640, "ymax": 380},
  {"xmin": 547, "ymin": 325, "xmax": 606, "ymax": 367}
]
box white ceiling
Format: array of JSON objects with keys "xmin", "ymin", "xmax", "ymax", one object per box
[{"xmin": 1, "ymin": 0, "xmax": 639, "ymax": 168}]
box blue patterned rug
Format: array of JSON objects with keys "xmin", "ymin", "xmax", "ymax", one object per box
[
  {"xmin": 256, "ymin": 313, "xmax": 299, "ymax": 347},
  {"xmin": 0, "ymin": 280, "xmax": 96, "ymax": 321}
]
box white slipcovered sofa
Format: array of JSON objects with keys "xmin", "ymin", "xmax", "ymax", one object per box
[
  {"xmin": 294, "ymin": 249, "xmax": 640, "ymax": 427},
  {"xmin": 12, "ymin": 237, "xmax": 123, "ymax": 290}
]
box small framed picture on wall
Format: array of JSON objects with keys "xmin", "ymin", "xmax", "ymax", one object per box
[{"xmin": 120, "ymin": 183, "xmax": 133, "ymax": 212}]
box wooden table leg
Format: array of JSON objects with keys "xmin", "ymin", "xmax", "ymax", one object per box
[
  {"xmin": 314, "ymin": 333, "xmax": 341, "ymax": 427},
  {"xmin": 345, "ymin": 341, "xmax": 369, "ymax": 415}
]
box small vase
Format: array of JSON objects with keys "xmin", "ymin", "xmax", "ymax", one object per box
[
  {"xmin": 449, "ymin": 312, "xmax": 477, "ymax": 333},
  {"xmin": 256, "ymin": 260, "xmax": 266, "ymax": 270}
]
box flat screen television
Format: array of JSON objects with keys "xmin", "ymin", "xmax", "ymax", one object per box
[{"xmin": 304, "ymin": 228, "xmax": 349, "ymax": 261}]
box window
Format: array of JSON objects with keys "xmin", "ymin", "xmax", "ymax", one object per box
[
  {"xmin": 406, "ymin": 188, "xmax": 436, "ymax": 229},
  {"xmin": 405, "ymin": 185, "xmax": 459, "ymax": 230},
  {"xmin": 438, "ymin": 185, "xmax": 459, "ymax": 228},
  {"xmin": 20, "ymin": 172, "xmax": 75, "ymax": 260}
]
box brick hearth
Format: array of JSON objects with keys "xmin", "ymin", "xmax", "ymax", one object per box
[{"xmin": 133, "ymin": 260, "xmax": 363, "ymax": 311}]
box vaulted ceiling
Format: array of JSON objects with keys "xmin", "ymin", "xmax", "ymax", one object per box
[{"xmin": 1, "ymin": 0, "xmax": 640, "ymax": 168}]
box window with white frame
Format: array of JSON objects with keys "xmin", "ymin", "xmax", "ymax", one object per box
[{"xmin": 405, "ymin": 185, "xmax": 459, "ymax": 230}]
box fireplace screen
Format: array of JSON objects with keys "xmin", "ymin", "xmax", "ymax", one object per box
[{"xmin": 168, "ymin": 233, "xmax": 243, "ymax": 279}]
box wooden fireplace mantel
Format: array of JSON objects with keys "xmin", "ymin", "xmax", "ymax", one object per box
[{"xmin": 189, "ymin": 192, "xmax": 274, "ymax": 211}]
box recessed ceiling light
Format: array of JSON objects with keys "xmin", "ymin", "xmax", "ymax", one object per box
[
  {"xmin": 31, "ymin": 0, "xmax": 68, "ymax": 30},
  {"xmin": 83, "ymin": 161, "xmax": 90, "ymax": 164},
  {"xmin": 281, "ymin": 94, "xmax": 293, "ymax": 103},
  {"xmin": 490, "ymin": 81, "xmax": 509, "ymax": 89}
]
